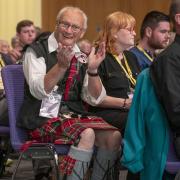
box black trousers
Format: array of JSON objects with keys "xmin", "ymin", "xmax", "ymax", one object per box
[{"xmin": 126, "ymin": 171, "xmax": 140, "ymax": 180}]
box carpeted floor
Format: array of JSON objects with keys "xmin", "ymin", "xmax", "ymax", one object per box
[{"xmin": 0, "ymin": 159, "xmax": 127, "ymax": 180}]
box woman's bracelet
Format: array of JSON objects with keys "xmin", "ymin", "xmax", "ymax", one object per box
[
  {"xmin": 87, "ymin": 70, "xmax": 98, "ymax": 76},
  {"xmin": 122, "ymin": 98, "xmax": 127, "ymax": 108}
]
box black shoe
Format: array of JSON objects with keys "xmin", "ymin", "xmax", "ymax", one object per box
[{"xmin": 35, "ymin": 173, "xmax": 51, "ymax": 180}]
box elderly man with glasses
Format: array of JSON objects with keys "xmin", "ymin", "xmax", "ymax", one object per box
[{"xmin": 18, "ymin": 6, "xmax": 121, "ymax": 180}]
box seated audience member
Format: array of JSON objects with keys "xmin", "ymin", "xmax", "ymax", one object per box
[
  {"xmin": 11, "ymin": 36, "xmax": 21, "ymax": 51},
  {"xmin": 9, "ymin": 19, "xmax": 36, "ymax": 63},
  {"xmin": 0, "ymin": 42, "xmax": 14, "ymax": 171},
  {"xmin": 89, "ymin": 11, "xmax": 140, "ymax": 132},
  {"xmin": 0, "ymin": 40, "xmax": 14, "ymax": 126},
  {"xmin": 0, "ymin": 40, "xmax": 13, "ymax": 125},
  {"xmin": 0, "ymin": 39, "xmax": 10, "ymax": 54},
  {"xmin": 150, "ymin": 0, "xmax": 180, "ymax": 160},
  {"xmin": 18, "ymin": 6, "xmax": 121, "ymax": 180},
  {"xmin": 130, "ymin": 11, "xmax": 170, "ymax": 70},
  {"xmin": 35, "ymin": 26, "xmax": 42, "ymax": 37},
  {"xmin": 0, "ymin": 40, "xmax": 13, "ymax": 65},
  {"xmin": 34, "ymin": 31, "xmax": 52, "ymax": 42},
  {"xmin": 77, "ymin": 39, "xmax": 92, "ymax": 55},
  {"xmin": 0, "ymin": 54, "xmax": 8, "ymax": 126},
  {"xmin": 88, "ymin": 11, "xmax": 141, "ymax": 180}
]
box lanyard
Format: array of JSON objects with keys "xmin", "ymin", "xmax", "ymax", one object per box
[
  {"xmin": 0, "ymin": 55, "xmax": 5, "ymax": 68},
  {"xmin": 113, "ymin": 54, "xmax": 136, "ymax": 86},
  {"xmin": 136, "ymin": 45, "xmax": 153, "ymax": 62},
  {"xmin": 0, "ymin": 55, "xmax": 5, "ymax": 90}
]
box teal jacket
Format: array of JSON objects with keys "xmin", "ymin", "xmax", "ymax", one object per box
[{"xmin": 121, "ymin": 68, "xmax": 169, "ymax": 180}]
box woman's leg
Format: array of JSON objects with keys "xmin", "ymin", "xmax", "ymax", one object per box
[{"xmin": 91, "ymin": 130, "xmax": 121, "ymax": 180}]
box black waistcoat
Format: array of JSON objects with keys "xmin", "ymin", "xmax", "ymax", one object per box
[{"xmin": 17, "ymin": 35, "xmax": 88, "ymax": 130}]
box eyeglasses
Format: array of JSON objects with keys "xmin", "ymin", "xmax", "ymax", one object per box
[
  {"xmin": 124, "ymin": 27, "xmax": 135, "ymax": 34},
  {"xmin": 58, "ymin": 21, "xmax": 83, "ymax": 33}
]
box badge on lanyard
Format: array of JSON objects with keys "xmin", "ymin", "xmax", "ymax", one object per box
[
  {"xmin": 75, "ymin": 52, "xmax": 87, "ymax": 63},
  {"xmin": 39, "ymin": 90, "xmax": 62, "ymax": 118}
]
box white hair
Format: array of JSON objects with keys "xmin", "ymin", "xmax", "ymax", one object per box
[{"xmin": 56, "ymin": 6, "xmax": 88, "ymax": 29}]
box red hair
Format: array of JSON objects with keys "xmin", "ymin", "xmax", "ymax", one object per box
[{"xmin": 94, "ymin": 11, "xmax": 136, "ymax": 54}]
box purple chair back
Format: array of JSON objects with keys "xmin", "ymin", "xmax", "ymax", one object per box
[
  {"xmin": 165, "ymin": 131, "xmax": 180, "ymax": 174},
  {"xmin": 1, "ymin": 64, "xmax": 70, "ymax": 155},
  {"xmin": 1, "ymin": 64, "xmax": 71, "ymax": 180},
  {"xmin": 1, "ymin": 65, "xmax": 27, "ymax": 151}
]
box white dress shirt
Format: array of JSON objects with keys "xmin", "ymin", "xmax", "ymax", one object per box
[{"xmin": 23, "ymin": 33, "xmax": 106, "ymax": 105}]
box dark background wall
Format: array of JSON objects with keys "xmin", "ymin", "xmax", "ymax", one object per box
[{"xmin": 42, "ymin": 0, "xmax": 171, "ymax": 42}]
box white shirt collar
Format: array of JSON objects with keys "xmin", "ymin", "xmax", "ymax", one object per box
[
  {"xmin": 48, "ymin": 32, "xmax": 81, "ymax": 54},
  {"xmin": 48, "ymin": 33, "xmax": 58, "ymax": 53},
  {"xmin": 73, "ymin": 44, "xmax": 81, "ymax": 53}
]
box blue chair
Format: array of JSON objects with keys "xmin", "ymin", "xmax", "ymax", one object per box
[
  {"xmin": 1, "ymin": 65, "xmax": 70, "ymax": 180},
  {"xmin": 165, "ymin": 131, "xmax": 180, "ymax": 178}
]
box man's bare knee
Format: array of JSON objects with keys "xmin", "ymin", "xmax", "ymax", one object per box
[{"xmin": 78, "ymin": 128, "xmax": 95, "ymax": 150}]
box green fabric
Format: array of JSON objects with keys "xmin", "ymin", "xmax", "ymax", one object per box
[{"xmin": 121, "ymin": 68, "xmax": 170, "ymax": 180}]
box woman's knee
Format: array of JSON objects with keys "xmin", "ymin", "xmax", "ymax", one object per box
[
  {"xmin": 103, "ymin": 130, "xmax": 121, "ymax": 142},
  {"xmin": 107, "ymin": 130, "xmax": 122, "ymax": 150},
  {"xmin": 112, "ymin": 131, "xmax": 122, "ymax": 142},
  {"xmin": 95, "ymin": 130, "xmax": 121, "ymax": 149}
]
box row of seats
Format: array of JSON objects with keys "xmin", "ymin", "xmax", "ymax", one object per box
[{"xmin": 0, "ymin": 64, "xmax": 180, "ymax": 179}]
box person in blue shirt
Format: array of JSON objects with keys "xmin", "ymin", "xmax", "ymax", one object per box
[{"xmin": 130, "ymin": 11, "xmax": 170, "ymax": 70}]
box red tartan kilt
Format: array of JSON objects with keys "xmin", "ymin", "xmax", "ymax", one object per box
[{"xmin": 29, "ymin": 116, "xmax": 117, "ymax": 145}]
